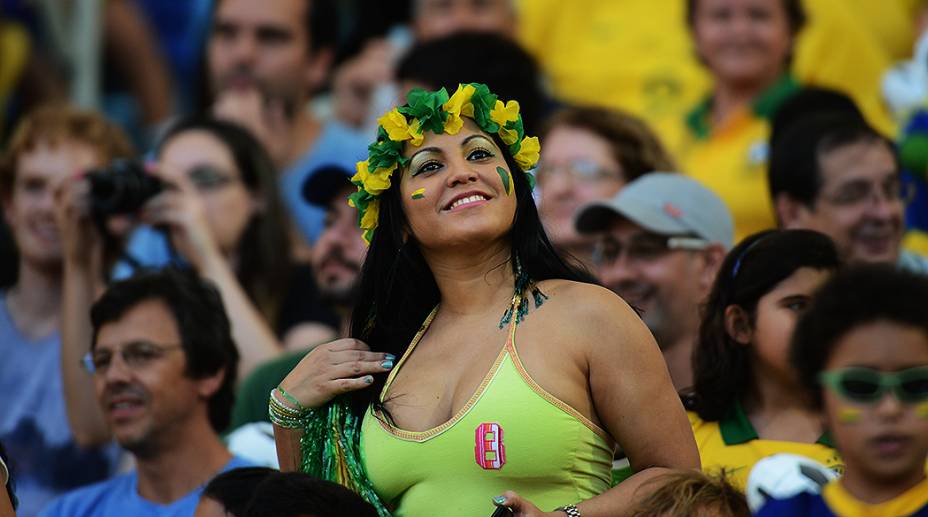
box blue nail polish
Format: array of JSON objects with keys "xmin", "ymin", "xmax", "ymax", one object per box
[
  {"xmin": 364, "ymin": 376, "xmax": 374, "ymax": 384},
  {"xmin": 385, "ymin": 354, "xmax": 396, "ymax": 361},
  {"xmin": 382, "ymin": 360, "xmax": 394, "ymax": 369},
  {"xmin": 493, "ymin": 496, "xmax": 506, "ymax": 505}
]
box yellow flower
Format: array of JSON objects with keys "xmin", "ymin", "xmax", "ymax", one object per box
[
  {"xmin": 498, "ymin": 126, "xmax": 520, "ymax": 145},
  {"xmin": 351, "ymin": 160, "xmax": 370, "ymax": 185},
  {"xmin": 408, "ymin": 118, "xmax": 424, "ymax": 146},
  {"xmin": 378, "ymin": 108, "xmax": 412, "ymax": 142},
  {"xmin": 360, "ymin": 199, "xmax": 380, "ymax": 230},
  {"xmin": 490, "ymin": 99, "xmax": 520, "ymax": 128},
  {"xmin": 364, "ymin": 163, "xmax": 395, "ymax": 195},
  {"xmin": 514, "ymin": 136, "xmax": 540, "ymax": 170},
  {"xmin": 443, "ymin": 84, "xmax": 476, "ymax": 135}
]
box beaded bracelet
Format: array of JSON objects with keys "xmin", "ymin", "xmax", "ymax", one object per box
[{"xmin": 268, "ymin": 386, "xmax": 313, "ymax": 429}]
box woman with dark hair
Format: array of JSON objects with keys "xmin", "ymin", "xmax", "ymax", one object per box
[
  {"xmin": 687, "ymin": 229, "xmax": 842, "ymax": 488},
  {"xmin": 675, "ymin": 0, "xmax": 806, "ymax": 242},
  {"xmin": 270, "ymin": 84, "xmax": 699, "ymax": 516}
]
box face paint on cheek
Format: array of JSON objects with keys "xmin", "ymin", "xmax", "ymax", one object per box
[
  {"xmin": 411, "ymin": 188, "xmax": 426, "ymax": 200},
  {"xmin": 916, "ymin": 402, "xmax": 928, "ymax": 420},
  {"xmin": 838, "ymin": 407, "xmax": 862, "ymax": 424},
  {"xmin": 497, "ymin": 167, "xmax": 513, "ymax": 196}
]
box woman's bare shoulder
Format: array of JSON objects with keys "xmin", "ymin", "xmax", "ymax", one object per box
[{"xmin": 533, "ymin": 279, "xmax": 642, "ymax": 334}]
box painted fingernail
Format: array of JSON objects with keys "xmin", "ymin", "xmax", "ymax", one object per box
[
  {"xmin": 385, "ymin": 354, "xmax": 396, "ymax": 361},
  {"xmin": 381, "ymin": 360, "xmax": 394, "ymax": 369},
  {"xmin": 363, "ymin": 375, "xmax": 374, "ymax": 384},
  {"xmin": 493, "ymin": 496, "xmax": 506, "ymax": 505}
]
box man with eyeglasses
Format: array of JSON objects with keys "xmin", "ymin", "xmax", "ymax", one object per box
[
  {"xmin": 41, "ymin": 269, "xmax": 252, "ymax": 516},
  {"xmin": 574, "ymin": 173, "xmax": 733, "ymax": 391},
  {"xmin": 769, "ymin": 112, "xmax": 928, "ymax": 273}
]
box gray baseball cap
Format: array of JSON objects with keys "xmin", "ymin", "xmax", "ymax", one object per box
[{"xmin": 574, "ymin": 172, "xmax": 734, "ymax": 249}]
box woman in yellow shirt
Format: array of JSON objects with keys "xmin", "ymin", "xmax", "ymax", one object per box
[
  {"xmin": 687, "ymin": 229, "xmax": 842, "ymax": 488},
  {"xmin": 675, "ymin": 0, "xmax": 805, "ymax": 242}
]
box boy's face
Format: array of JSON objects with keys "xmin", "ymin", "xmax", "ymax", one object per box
[{"xmin": 822, "ymin": 321, "xmax": 928, "ymax": 486}]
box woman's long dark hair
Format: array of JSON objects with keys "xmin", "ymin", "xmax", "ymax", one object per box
[
  {"xmin": 157, "ymin": 116, "xmax": 293, "ymax": 329},
  {"xmin": 689, "ymin": 229, "xmax": 839, "ymax": 421},
  {"xmin": 348, "ymin": 134, "xmax": 597, "ymax": 417}
]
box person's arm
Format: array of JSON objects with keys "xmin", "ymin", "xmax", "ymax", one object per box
[
  {"xmin": 55, "ymin": 178, "xmax": 112, "ymax": 446},
  {"xmin": 103, "ymin": 0, "xmax": 173, "ymax": 126},
  {"xmin": 500, "ymin": 284, "xmax": 700, "ymax": 517}
]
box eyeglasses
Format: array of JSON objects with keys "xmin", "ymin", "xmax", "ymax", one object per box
[
  {"xmin": 818, "ymin": 177, "xmax": 915, "ymax": 208},
  {"xmin": 82, "ymin": 341, "xmax": 184, "ymax": 375},
  {"xmin": 592, "ymin": 234, "xmax": 709, "ymax": 266},
  {"xmin": 819, "ymin": 366, "xmax": 928, "ymax": 404},
  {"xmin": 535, "ymin": 159, "xmax": 622, "ymax": 185}
]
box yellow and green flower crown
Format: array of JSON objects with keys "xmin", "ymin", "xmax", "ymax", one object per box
[{"xmin": 348, "ymin": 83, "xmax": 541, "ymax": 244}]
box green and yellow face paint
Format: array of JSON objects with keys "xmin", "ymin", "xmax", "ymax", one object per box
[
  {"xmin": 411, "ymin": 188, "xmax": 426, "ymax": 200},
  {"xmin": 916, "ymin": 401, "xmax": 928, "ymax": 420},
  {"xmin": 497, "ymin": 166, "xmax": 513, "ymax": 196},
  {"xmin": 837, "ymin": 407, "xmax": 862, "ymax": 424}
]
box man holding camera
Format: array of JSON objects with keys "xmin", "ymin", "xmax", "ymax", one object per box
[{"xmin": 0, "ymin": 106, "xmax": 133, "ymax": 515}]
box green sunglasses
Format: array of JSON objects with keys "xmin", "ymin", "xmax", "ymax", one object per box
[{"xmin": 819, "ymin": 366, "xmax": 928, "ymax": 404}]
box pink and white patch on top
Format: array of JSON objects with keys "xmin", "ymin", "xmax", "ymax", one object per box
[{"xmin": 475, "ymin": 422, "xmax": 506, "ymax": 470}]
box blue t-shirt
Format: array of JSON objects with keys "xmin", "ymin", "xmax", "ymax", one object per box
[
  {"xmin": 39, "ymin": 456, "xmax": 253, "ymax": 517},
  {"xmin": 280, "ymin": 120, "xmax": 369, "ymax": 244},
  {"xmin": 0, "ymin": 293, "xmax": 120, "ymax": 517},
  {"xmin": 757, "ymin": 481, "xmax": 928, "ymax": 516}
]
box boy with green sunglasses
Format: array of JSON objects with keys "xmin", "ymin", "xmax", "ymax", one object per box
[{"xmin": 758, "ymin": 265, "xmax": 928, "ymax": 516}]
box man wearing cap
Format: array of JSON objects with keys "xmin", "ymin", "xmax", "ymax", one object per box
[
  {"xmin": 227, "ymin": 165, "xmax": 365, "ymax": 437},
  {"xmin": 575, "ymin": 173, "xmax": 733, "ymax": 390}
]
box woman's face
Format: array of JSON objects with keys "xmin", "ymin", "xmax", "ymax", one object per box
[
  {"xmin": 749, "ymin": 267, "xmax": 831, "ymax": 380},
  {"xmin": 537, "ymin": 125, "xmax": 625, "ymax": 249},
  {"xmin": 398, "ymin": 119, "xmax": 517, "ymax": 250},
  {"xmin": 692, "ymin": 0, "xmax": 793, "ymax": 88},
  {"xmin": 160, "ymin": 130, "xmax": 258, "ymax": 254}
]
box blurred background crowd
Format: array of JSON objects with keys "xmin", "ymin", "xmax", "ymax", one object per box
[{"xmin": 1, "ymin": 0, "xmax": 928, "ymax": 516}]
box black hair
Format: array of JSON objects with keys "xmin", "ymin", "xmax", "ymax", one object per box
[
  {"xmin": 202, "ymin": 467, "xmax": 278, "ymax": 516},
  {"xmin": 90, "ymin": 268, "xmax": 240, "ymax": 432},
  {"xmin": 689, "ymin": 230, "xmax": 840, "ymax": 421},
  {"xmin": 686, "ymin": 0, "xmax": 806, "ymax": 35},
  {"xmin": 348, "ymin": 132, "xmax": 597, "ymax": 418},
  {"xmin": 157, "ymin": 116, "xmax": 293, "ymax": 333},
  {"xmin": 769, "ymin": 87, "xmax": 864, "ymax": 147},
  {"xmin": 768, "ymin": 112, "xmax": 897, "ymax": 209},
  {"xmin": 395, "ymin": 31, "xmax": 547, "ymax": 135},
  {"xmin": 791, "ymin": 265, "xmax": 928, "ymax": 409},
  {"xmin": 0, "ymin": 440, "xmax": 16, "ymax": 511},
  {"xmin": 243, "ymin": 472, "xmax": 379, "ymax": 517},
  {"xmin": 212, "ymin": 0, "xmax": 337, "ymax": 55}
]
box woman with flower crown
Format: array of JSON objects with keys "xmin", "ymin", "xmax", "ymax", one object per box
[{"xmin": 268, "ymin": 84, "xmax": 699, "ymax": 517}]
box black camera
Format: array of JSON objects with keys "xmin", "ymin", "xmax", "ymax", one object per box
[{"xmin": 86, "ymin": 159, "xmax": 164, "ymax": 217}]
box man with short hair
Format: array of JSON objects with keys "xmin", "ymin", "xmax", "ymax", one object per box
[
  {"xmin": 575, "ymin": 173, "xmax": 733, "ymax": 390},
  {"xmin": 40, "ymin": 269, "xmax": 251, "ymax": 516},
  {"xmin": 228, "ymin": 165, "xmax": 365, "ymax": 433},
  {"xmin": 0, "ymin": 106, "xmax": 132, "ymax": 515},
  {"xmin": 768, "ymin": 113, "xmax": 928, "ymax": 272},
  {"xmin": 207, "ymin": 0, "xmax": 367, "ymax": 245}
]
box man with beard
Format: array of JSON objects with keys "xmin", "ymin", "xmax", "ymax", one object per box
[
  {"xmin": 227, "ymin": 165, "xmax": 365, "ymax": 432},
  {"xmin": 769, "ymin": 112, "xmax": 928, "ymax": 272},
  {"xmin": 575, "ymin": 173, "xmax": 732, "ymax": 391},
  {"xmin": 0, "ymin": 106, "xmax": 132, "ymax": 515},
  {"xmin": 208, "ymin": 0, "xmax": 367, "ymax": 246},
  {"xmin": 40, "ymin": 269, "xmax": 251, "ymax": 516}
]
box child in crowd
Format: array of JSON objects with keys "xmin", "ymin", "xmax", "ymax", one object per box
[
  {"xmin": 757, "ymin": 266, "xmax": 928, "ymax": 516},
  {"xmin": 687, "ymin": 230, "xmax": 843, "ymax": 488},
  {"xmin": 627, "ymin": 470, "xmax": 750, "ymax": 517}
]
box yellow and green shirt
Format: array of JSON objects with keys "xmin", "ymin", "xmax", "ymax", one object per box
[
  {"xmin": 673, "ymin": 76, "xmax": 798, "ymax": 243},
  {"xmin": 689, "ymin": 402, "xmax": 843, "ymax": 490}
]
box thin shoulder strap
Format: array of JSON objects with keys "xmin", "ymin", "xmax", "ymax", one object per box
[{"xmin": 378, "ymin": 305, "xmax": 440, "ymax": 402}]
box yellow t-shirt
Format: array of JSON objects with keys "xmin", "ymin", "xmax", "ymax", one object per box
[
  {"xmin": 688, "ymin": 403, "xmax": 844, "ymax": 490},
  {"xmin": 0, "ymin": 22, "xmax": 30, "ymax": 139},
  {"xmin": 821, "ymin": 477, "xmax": 928, "ymax": 517},
  {"xmin": 516, "ymin": 0, "xmax": 897, "ymax": 139},
  {"xmin": 672, "ymin": 76, "xmax": 798, "ymax": 243}
]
